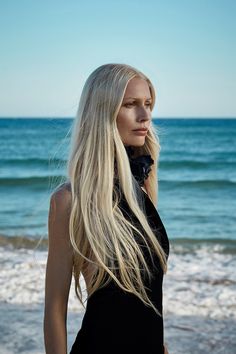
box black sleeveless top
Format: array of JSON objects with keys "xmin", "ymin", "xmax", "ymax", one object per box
[{"xmin": 70, "ymin": 151, "xmax": 170, "ymax": 354}]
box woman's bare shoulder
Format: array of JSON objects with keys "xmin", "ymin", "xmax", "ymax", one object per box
[{"xmin": 50, "ymin": 181, "xmax": 72, "ymax": 215}]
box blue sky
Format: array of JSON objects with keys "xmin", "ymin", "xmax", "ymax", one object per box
[{"xmin": 0, "ymin": 0, "xmax": 235, "ymax": 118}]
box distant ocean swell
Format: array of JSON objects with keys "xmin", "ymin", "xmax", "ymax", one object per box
[
  {"xmin": 160, "ymin": 179, "xmax": 236, "ymax": 188},
  {"xmin": 1, "ymin": 157, "xmax": 235, "ymax": 167},
  {"xmin": 160, "ymin": 160, "xmax": 236, "ymax": 168},
  {"xmin": 0, "ymin": 176, "xmax": 66, "ymax": 187},
  {"xmin": 0, "ymin": 176, "xmax": 235, "ymax": 190},
  {"xmin": 0, "ymin": 157, "xmax": 66, "ymax": 167}
]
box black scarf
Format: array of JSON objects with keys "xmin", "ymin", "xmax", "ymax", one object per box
[{"xmin": 124, "ymin": 146, "xmax": 154, "ymax": 187}]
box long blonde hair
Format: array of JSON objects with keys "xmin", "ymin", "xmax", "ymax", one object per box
[{"xmin": 67, "ymin": 63, "xmax": 168, "ymax": 316}]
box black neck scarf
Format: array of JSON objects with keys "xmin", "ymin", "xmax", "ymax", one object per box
[{"xmin": 124, "ymin": 146, "xmax": 154, "ymax": 187}]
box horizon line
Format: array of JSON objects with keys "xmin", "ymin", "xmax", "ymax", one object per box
[{"xmin": 0, "ymin": 116, "xmax": 236, "ymax": 120}]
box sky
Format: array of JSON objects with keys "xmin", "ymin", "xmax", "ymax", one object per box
[{"xmin": 0, "ymin": 0, "xmax": 235, "ymax": 118}]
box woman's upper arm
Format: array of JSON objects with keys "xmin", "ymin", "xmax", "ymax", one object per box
[{"xmin": 44, "ymin": 184, "xmax": 74, "ymax": 314}]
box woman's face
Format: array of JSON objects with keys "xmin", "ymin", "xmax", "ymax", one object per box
[{"xmin": 116, "ymin": 77, "xmax": 152, "ymax": 147}]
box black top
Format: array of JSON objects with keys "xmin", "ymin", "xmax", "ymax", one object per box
[{"xmin": 70, "ymin": 182, "xmax": 170, "ymax": 353}]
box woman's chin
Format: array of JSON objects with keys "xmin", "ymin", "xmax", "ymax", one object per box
[
  {"xmin": 123, "ymin": 137, "xmax": 146, "ymax": 147},
  {"xmin": 131, "ymin": 139, "xmax": 146, "ymax": 147}
]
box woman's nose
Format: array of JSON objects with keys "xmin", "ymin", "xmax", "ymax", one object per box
[{"xmin": 137, "ymin": 106, "xmax": 151, "ymax": 122}]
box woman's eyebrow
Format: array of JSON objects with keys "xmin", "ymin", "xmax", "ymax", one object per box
[{"xmin": 124, "ymin": 97, "xmax": 152, "ymax": 100}]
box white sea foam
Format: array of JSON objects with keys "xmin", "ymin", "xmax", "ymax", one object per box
[
  {"xmin": 163, "ymin": 243, "xmax": 236, "ymax": 319},
  {"xmin": 0, "ymin": 246, "xmax": 85, "ymax": 312},
  {"xmin": 0, "ymin": 243, "xmax": 236, "ymax": 320}
]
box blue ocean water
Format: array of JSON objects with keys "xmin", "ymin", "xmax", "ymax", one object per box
[{"xmin": 0, "ymin": 118, "xmax": 235, "ymax": 251}]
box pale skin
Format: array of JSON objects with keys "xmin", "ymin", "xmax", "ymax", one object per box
[
  {"xmin": 116, "ymin": 77, "xmax": 152, "ymax": 148},
  {"xmin": 44, "ymin": 77, "xmax": 169, "ymax": 354}
]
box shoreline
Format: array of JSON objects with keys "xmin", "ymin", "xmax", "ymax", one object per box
[{"xmin": 1, "ymin": 233, "xmax": 236, "ymax": 253}]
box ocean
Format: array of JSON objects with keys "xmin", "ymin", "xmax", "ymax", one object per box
[
  {"xmin": 1, "ymin": 117, "xmax": 235, "ymax": 243},
  {"xmin": 0, "ymin": 117, "xmax": 236, "ymax": 353}
]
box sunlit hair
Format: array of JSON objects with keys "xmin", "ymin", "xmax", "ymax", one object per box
[{"xmin": 67, "ymin": 63, "xmax": 168, "ymax": 316}]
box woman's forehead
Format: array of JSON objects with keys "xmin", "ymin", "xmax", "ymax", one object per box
[{"xmin": 124, "ymin": 78, "xmax": 151, "ymax": 99}]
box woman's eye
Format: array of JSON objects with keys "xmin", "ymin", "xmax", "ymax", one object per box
[
  {"xmin": 124, "ymin": 103, "xmax": 134, "ymax": 108},
  {"xmin": 123, "ymin": 102, "xmax": 151, "ymax": 108}
]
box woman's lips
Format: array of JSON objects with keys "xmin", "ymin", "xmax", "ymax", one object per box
[
  {"xmin": 133, "ymin": 128, "xmax": 148, "ymax": 131},
  {"xmin": 132, "ymin": 129, "xmax": 148, "ymax": 136}
]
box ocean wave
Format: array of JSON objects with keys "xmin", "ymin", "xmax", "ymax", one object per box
[
  {"xmin": 0, "ymin": 175, "xmax": 66, "ymax": 187},
  {"xmin": 170, "ymin": 237, "xmax": 236, "ymax": 254},
  {"xmin": 1, "ymin": 158, "xmax": 236, "ymax": 169},
  {"xmin": 0, "ymin": 175, "xmax": 235, "ymax": 188},
  {"xmin": 0, "ymin": 234, "xmax": 47, "ymax": 250},
  {"xmin": 0, "ymin": 157, "xmax": 66, "ymax": 167},
  {"xmin": 1, "ymin": 233, "xmax": 236, "ymax": 254},
  {"xmin": 160, "ymin": 160, "xmax": 236, "ymax": 168},
  {"xmin": 160, "ymin": 179, "xmax": 236, "ymax": 188}
]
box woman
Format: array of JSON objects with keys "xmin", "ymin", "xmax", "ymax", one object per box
[{"xmin": 44, "ymin": 63, "xmax": 170, "ymax": 354}]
